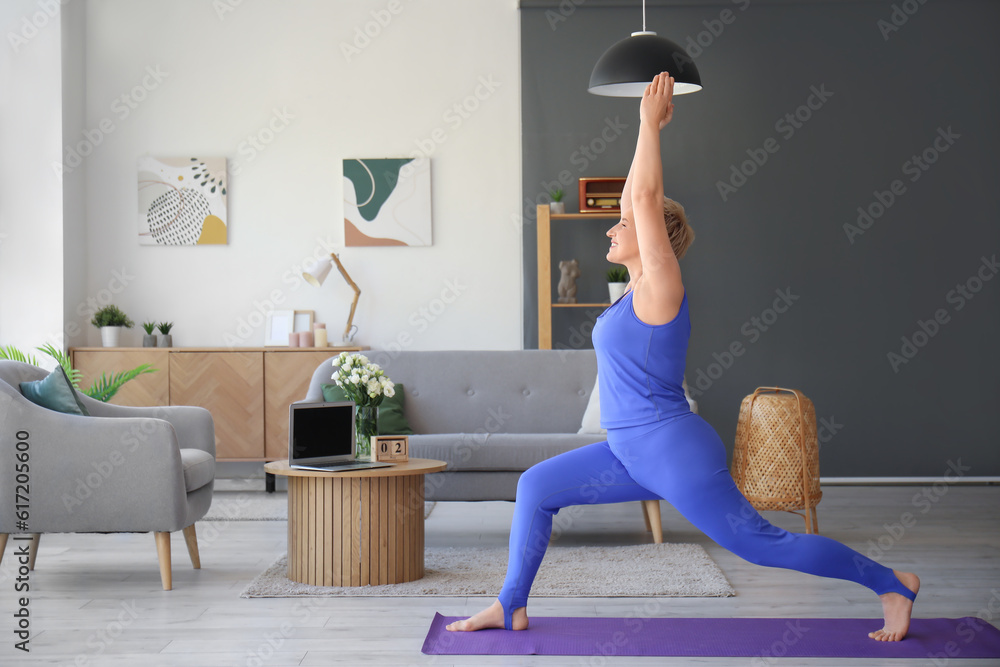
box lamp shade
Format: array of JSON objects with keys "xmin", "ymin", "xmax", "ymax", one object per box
[
  {"xmin": 302, "ymin": 256, "xmax": 332, "ymax": 287},
  {"xmin": 589, "ymin": 31, "xmax": 702, "ymax": 97}
]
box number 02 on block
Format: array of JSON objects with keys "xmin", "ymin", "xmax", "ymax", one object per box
[{"xmin": 372, "ymin": 435, "xmax": 409, "ymax": 462}]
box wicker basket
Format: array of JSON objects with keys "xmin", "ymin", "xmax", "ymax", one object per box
[{"xmin": 731, "ymin": 387, "xmax": 822, "ymax": 534}]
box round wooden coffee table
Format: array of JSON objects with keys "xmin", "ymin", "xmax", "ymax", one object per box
[{"xmin": 263, "ymin": 458, "xmax": 447, "ymax": 587}]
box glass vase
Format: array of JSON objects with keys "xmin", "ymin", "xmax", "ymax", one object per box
[{"xmin": 354, "ymin": 405, "xmax": 378, "ymax": 460}]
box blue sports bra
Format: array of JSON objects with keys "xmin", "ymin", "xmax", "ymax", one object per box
[{"xmin": 591, "ymin": 288, "xmax": 692, "ymax": 428}]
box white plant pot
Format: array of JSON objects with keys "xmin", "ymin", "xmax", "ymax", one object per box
[
  {"xmin": 608, "ymin": 282, "xmax": 627, "ymax": 303},
  {"xmin": 549, "ymin": 202, "xmax": 565, "ymax": 214},
  {"xmin": 100, "ymin": 326, "xmax": 121, "ymax": 347}
]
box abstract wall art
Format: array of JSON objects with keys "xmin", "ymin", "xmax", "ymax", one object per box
[
  {"xmin": 343, "ymin": 157, "xmax": 432, "ymax": 247},
  {"xmin": 138, "ymin": 157, "xmax": 228, "ymax": 245}
]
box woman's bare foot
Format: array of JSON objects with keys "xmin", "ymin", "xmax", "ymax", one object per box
[
  {"xmin": 445, "ymin": 599, "xmax": 529, "ymax": 631},
  {"xmin": 869, "ymin": 570, "xmax": 920, "ymax": 641}
]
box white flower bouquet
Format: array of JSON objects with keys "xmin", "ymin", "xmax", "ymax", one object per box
[{"xmin": 330, "ymin": 352, "xmax": 395, "ymax": 407}]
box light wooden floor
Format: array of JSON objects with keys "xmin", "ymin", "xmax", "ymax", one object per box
[{"xmin": 2, "ymin": 484, "xmax": 998, "ymax": 666}]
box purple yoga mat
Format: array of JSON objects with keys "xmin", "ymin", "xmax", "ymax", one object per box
[{"xmin": 422, "ymin": 614, "xmax": 1000, "ymax": 659}]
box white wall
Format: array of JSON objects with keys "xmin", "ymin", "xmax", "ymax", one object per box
[
  {"xmin": 0, "ymin": 0, "xmax": 66, "ymax": 360},
  {"xmin": 78, "ymin": 0, "xmax": 523, "ymax": 350}
]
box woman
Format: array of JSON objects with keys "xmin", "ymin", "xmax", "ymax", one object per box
[{"xmin": 447, "ymin": 73, "xmax": 919, "ymax": 641}]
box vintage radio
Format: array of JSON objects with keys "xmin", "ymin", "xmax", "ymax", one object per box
[{"xmin": 578, "ymin": 177, "xmax": 626, "ymax": 214}]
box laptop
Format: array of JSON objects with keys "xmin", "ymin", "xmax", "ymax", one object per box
[{"xmin": 288, "ymin": 401, "xmax": 394, "ymax": 472}]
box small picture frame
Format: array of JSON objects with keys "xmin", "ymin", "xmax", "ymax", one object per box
[
  {"xmin": 372, "ymin": 435, "xmax": 409, "ymax": 462},
  {"xmin": 264, "ymin": 310, "xmax": 295, "ymax": 346},
  {"xmin": 293, "ymin": 310, "xmax": 315, "ymax": 333}
]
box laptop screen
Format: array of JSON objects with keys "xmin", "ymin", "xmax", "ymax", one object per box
[{"xmin": 289, "ymin": 401, "xmax": 355, "ymax": 465}]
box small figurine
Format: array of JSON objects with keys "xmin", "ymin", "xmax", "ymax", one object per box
[{"xmin": 557, "ymin": 259, "xmax": 581, "ymax": 304}]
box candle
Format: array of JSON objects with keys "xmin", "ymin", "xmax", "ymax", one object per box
[
  {"xmin": 288, "ymin": 332, "xmax": 300, "ymax": 348},
  {"xmin": 314, "ymin": 327, "xmax": 328, "ymax": 347}
]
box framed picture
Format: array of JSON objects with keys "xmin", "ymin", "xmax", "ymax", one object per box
[
  {"xmin": 343, "ymin": 157, "xmax": 432, "ymax": 246},
  {"xmin": 293, "ymin": 310, "xmax": 315, "ymax": 333},
  {"xmin": 138, "ymin": 156, "xmax": 228, "ymax": 245},
  {"xmin": 265, "ymin": 310, "xmax": 295, "ymax": 346}
]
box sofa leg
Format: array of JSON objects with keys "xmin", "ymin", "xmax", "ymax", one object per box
[
  {"xmin": 28, "ymin": 534, "xmax": 40, "ymax": 570},
  {"xmin": 182, "ymin": 525, "xmax": 201, "ymax": 569},
  {"xmin": 155, "ymin": 532, "xmax": 172, "ymax": 590},
  {"xmin": 640, "ymin": 502, "xmax": 652, "ymax": 532},
  {"xmin": 0, "ymin": 534, "xmax": 6, "ymax": 566},
  {"xmin": 642, "ymin": 500, "xmax": 663, "ymax": 544}
]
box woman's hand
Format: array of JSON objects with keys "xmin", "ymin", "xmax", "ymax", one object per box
[{"xmin": 639, "ymin": 72, "xmax": 674, "ymax": 131}]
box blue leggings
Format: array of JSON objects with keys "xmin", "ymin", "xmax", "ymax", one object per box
[{"xmin": 496, "ymin": 412, "xmax": 916, "ymax": 630}]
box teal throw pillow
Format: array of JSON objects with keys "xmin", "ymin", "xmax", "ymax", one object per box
[
  {"xmin": 321, "ymin": 382, "xmax": 414, "ymax": 435},
  {"xmin": 20, "ymin": 366, "xmax": 90, "ymax": 416}
]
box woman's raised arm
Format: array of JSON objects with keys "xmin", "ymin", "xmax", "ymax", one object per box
[{"xmin": 631, "ymin": 72, "xmax": 684, "ymax": 313}]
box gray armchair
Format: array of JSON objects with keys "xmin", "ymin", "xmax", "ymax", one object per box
[{"xmin": 0, "ymin": 360, "xmax": 216, "ymax": 589}]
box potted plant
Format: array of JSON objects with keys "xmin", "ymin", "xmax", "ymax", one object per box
[
  {"xmin": 606, "ymin": 266, "xmax": 629, "ymax": 303},
  {"xmin": 156, "ymin": 321, "xmax": 174, "ymax": 348},
  {"xmin": 548, "ymin": 187, "xmax": 565, "ymax": 215},
  {"xmin": 141, "ymin": 321, "xmax": 157, "ymax": 347},
  {"xmin": 91, "ymin": 305, "xmax": 134, "ymax": 347}
]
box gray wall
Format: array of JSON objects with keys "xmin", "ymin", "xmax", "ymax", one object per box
[{"xmin": 521, "ymin": 0, "xmax": 999, "ymax": 476}]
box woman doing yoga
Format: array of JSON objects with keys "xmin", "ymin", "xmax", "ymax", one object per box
[{"xmin": 447, "ymin": 72, "xmax": 919, "ymax": 641}]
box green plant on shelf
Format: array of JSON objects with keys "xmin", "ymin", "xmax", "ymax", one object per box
[
  {"xmin": 91, "ymin": 304, "xmax": 134, "ymax": 329},
  {"xmin": 549, "ymin": 188, "xmax": 564, "ymax": 202},
  {"xmin": 141, "ymin": 321, "xmax": 157, "ymax": 335},
  {"xmin": 157, "ymin": 321, "xmax": 174, "ymax": 335},
  {"xmin": 606, "ymin": 267, "xmax": 629, "ymax": 283},
  {"xmin": 0, "ymin": 343, "xmax": 156, "ymax": 403}
]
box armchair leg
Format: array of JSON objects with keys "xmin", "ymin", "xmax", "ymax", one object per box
[
  {"xmin": 642, "ymin": 499, "xmax": 664, "ymax": 544},
  {"xmin": 155, "ymin": 532, "xmax": 172, "ymax": 590},
  {"xmin": 182, "ymin": 525, "xmax": 201, "ymax": 569},
  {"xmin": 0, "ymin": 534, "xmax": 6, "ymax": 566},
  {"xmin": 28, "ymin": 534, "xmax": 39, "ymax": 570}
]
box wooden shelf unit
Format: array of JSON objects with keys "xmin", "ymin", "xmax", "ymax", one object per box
[
  {"xmin": 536, "ymin": 204, "xmax": 621, "ymax": 349},
  {"xmin": 70, "ymin": 345, "xmax": 366, "ymax": 461}
]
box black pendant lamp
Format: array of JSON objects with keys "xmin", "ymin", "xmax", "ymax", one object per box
[{"xmin": 588, "ymin": 0, "xmax": 702, "ymax": 96}]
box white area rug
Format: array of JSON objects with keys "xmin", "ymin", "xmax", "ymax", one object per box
[{"xmin": 240, "ymin": 544, "xmax": 735, "ymax": 598}]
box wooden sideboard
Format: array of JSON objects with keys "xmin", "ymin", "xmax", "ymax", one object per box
[{"xmin": 69, "ymin": 346, "xmax": 366, "ymax": 461}]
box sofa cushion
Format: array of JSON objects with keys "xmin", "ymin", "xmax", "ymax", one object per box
[
  {"xmin": 19, "ymin": 366, "xmax": 90, "ymax": 416},
  {"xmin": 408, "ymin": 432, "xmax": 607, "ymax": 472},
  {"xmin": 578, "ymin": 374, "xmax": 606, "ymax": 435},
  {"xmin": 321, "ymin": 383, "xmax": 415, "ymax": 435},
  {"xmin": 180, "ymin": 448, "xmax": 215, "ymax": 492}
]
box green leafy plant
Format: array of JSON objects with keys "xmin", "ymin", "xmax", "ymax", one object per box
[
  {"xmin": 85, "ymin": 364, "xmax": 156, "ymax": 403},
  {"xmin": 0, "ymin": 343, "xmax": 155, "ymax": 403},
  {"xmin": 141, "ymin": 321, "xmax": 157, "ymax": 335},
  {"xmin": 549, "ymin": 188, "xmax": 564, "ymax": 203},
  {"xmin": 36, "ymin": 342, "xmax": 83, "ymax": 388},
  {"xmin": 0, "ymin": 345, "xmax": 40, "ymax": 366},
  {"xmin": 606, "ymin": 267, "xmax": 629, "ymax": 283},
  {"xmin": 91, "ymin": 305, "xmax": 134, "ymax": 329},
  {"xmin": 157, "ymin": 321, "xmax": 174, "ymax": 335}
]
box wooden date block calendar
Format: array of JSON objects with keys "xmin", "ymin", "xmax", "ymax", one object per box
[{"xmin": 371, "ymin": 435, "xmax": 409, "ymax": 462}]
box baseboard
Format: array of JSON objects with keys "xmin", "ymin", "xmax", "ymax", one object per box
[{"xmin": 820, "ymin": 476, "xmax": 1000, "ymax": 485}]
